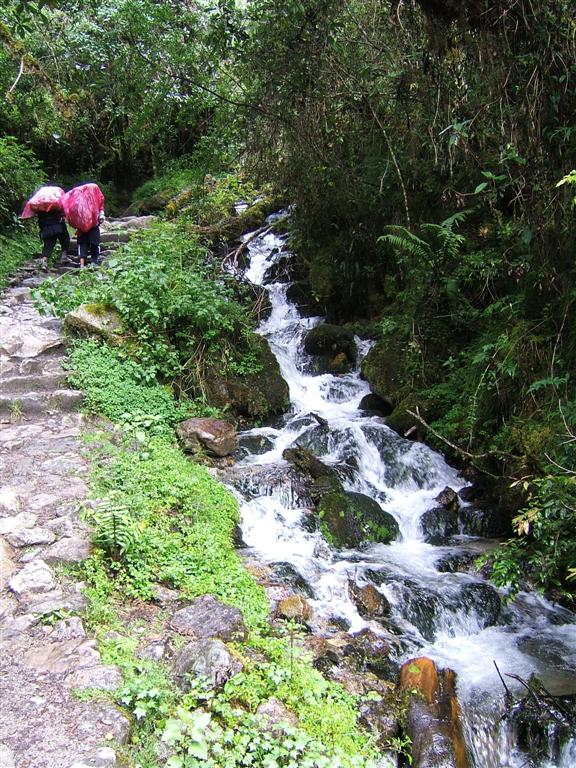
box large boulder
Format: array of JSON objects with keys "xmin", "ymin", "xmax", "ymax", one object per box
[
  {"xmin": 360, "ymin": 338, "xmax": 408, "ymax": 408},
  {"xmin": 64, "ymin": 304, "xmax": 123, "ymax": 343},
  {"xmin": 203, "ymin": 336, "xmax": 289, "ymax": 419},
  {"xmin": 420, "ymin": 506, "xmax": 459, "ymax": 544},
  {"xmin": 169, "ymin": 595, "xmax": 247, "ymax": 642},
  {"xmin": 177, "ymin": 417, "xmax": 238, "ymax": 457},
  {"xmin": 318, "ymin": 491, "xmax": 400, "ymax": 548},
  {"xmin": 304, "ymin": 324, "xmax": 357, "ymax": 373}
]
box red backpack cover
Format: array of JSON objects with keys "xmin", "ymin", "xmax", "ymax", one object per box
[{"xmin": 62, "ymin": 183, "xmax": 105, "ymax": 233}]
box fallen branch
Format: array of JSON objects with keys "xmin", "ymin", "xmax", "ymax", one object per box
[
  {"xmin": 406, "ymin": 407, "xmax": 489, "ymax": 460},
  {"xmin": 221, "ymin": 214, "xmax": 289, "ymax": 272},
  {"xmin": 6, "ymin": 55, "xmax": 24, "ymax": 99}
]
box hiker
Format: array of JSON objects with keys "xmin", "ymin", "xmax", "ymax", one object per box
[
  {"xmin": 37, "ymin": 209, "xmax": 70, "ymax": 269},
  {"xmin": 61, "ymin": 183, "xmax": 105, "ymax": 268},
  {"xmin": 20, "ymin": 185, "xmax": 69, "ymax": 269},
  {"xmin": 77, "ymin": 209, "xmax": 105, "ymax": 268}
]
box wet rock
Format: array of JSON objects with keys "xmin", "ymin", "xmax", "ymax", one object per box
[
  {"xmin": 459, "ymin": 582, "xmax": 501, "ymax": 628},
  {"xmin": 435, "ymin": 551, "xmax": 478, "ymax": 573},
  {"xmin": 345, "ymin": 628, "xmax": 399, "ymax": 680},
  {"xmin": 177, "ymin": 417, "xmax": 238, "ymax": 457},
  {"xmin": 64, "ymin": 304, "xmax": 122, "ymax": 343},
  {"xmin": 348, "ymin": 582, "xmax": 391, "ymax": 619},
  {"xmin": 420, "ymin": 506, "xmax": 458, "ymax": 544},
  {"xmin": 269, "ymin": 562, "xmax": 314, "ymax": 597},
  {"xmin": 399, "ymin": 657, "xmax": 468, "ymax": 768},
  {"xmin": 303, "ymin": 324, "xmax": 357, "ymax": 368},
  {"xmin": 169, "ymin": 595, "xmax": 247, "ymax": 641},
  {"xmin": 359, "ymin": 393, "xmax": 394, "ymax": 417},
  {"xmin": 359, "ymin": 694, "xmax": 399, "ymax": 745},
  {"xmin": 238, "ymin": 433, "xmax": 275, "ymax": 455},
  {"xmin": 458, "ymin": 504, "xmax": 508, "ymax": 537},
  {"xmin": 172, "ymin": 638, "xmax": 243, "ymax": 690},
  {"xmin": 276, "ymin": 594, "xmax": 313, "ymax": 623},
  {"xmin": 6, "ymin": 527, "xmax": 56, "ymax": 547},
  {"xmin": 9, "ymin": 559, "xmax": 57, "ymax": 598},
  {"xmin": 435, "ymin": 487, "xmax": 458, "ymax": 511},
  {"xmin": 318, "ymin": 491, "xmax": 400, "ymax": 548}
]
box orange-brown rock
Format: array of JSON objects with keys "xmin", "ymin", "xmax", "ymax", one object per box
[
  {"xmin": 276, "ymin": 594, "xmax": 313, "ymax": 623},
  {"xmin": 399, "ymin": 656, "xmax": 469, "ymax": 768},
  {"xmin": 399, "ymin": 656, "xmax": 440, "ymax": 705}
]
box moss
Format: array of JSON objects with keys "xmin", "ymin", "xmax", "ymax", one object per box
[{"xmin": 318, "ymin": 490, "xmax": 399, "ymax": 548}]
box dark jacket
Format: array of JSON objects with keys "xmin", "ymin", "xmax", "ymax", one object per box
[{"xmin": 38, "ymin": 211, "xmax": 66, "ymax": 240}]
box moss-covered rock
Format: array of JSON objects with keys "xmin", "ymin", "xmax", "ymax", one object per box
[
  {"xmin": 385, "ymin": 395, "xmax": 423, "ymax": 440},
  {"xmin": 203, "ymin": 335, "xmax": 289, "ymax": 419},
  {"xmin": 64, "ymin": 303, "xmax": 123, "ymax": 344},
  {"xmin": 360, "ymin": 338, "xmax": 409, "ymax": 407},
  {"xmin": 304, "ymin": 324, "xmax": 357, "ymax": 368},
  {"xmin": 318, "ymin": 490, "xmax": 400, "ymax": 548}
]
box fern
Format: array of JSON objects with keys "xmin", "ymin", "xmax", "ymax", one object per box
[{"xmin": 92, "ymin": 499, "xmax": 139, "ymax": 559}]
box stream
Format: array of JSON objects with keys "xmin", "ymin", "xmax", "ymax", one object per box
[{"xmin": 225, "ymin": 218, "xmax": 576, "ymax": 767}]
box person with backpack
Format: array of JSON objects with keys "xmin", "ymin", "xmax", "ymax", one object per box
[
  {"xmin": 37, "ymin": 209, "xmax": 70, "ymax": 269},
  {"xmin": 61, "ymin": 183, "xmax": 105, "ymax": 268},
  {"xmin": 77, "ymin": 208, "xmax": 105, "ymax": 268}
]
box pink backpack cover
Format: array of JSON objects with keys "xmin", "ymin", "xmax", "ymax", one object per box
[{"xmin": 62, "ymin": 183, "xmax": 105, "ymax": 233}]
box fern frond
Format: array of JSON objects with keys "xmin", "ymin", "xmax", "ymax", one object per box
[
  {"xmin": 379, "ymin": 226, "xmax": 432, "ymax": 260},
  {"xmin": 92, "ymin": 499, "xmax": 138, "ymax": 557}
]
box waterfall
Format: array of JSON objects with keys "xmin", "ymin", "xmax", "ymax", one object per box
[{"xmin": 227, "ymin": 220, "xmax": 576, "ymax": 767}]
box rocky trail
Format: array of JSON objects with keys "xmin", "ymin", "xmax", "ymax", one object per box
[{"xmin": 0, "ymin": 216, "xmax": 153, "ymax": 768}]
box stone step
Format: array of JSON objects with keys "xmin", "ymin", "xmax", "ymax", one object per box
[
  {"xmin": 0, "ymin": 389, "xmax": 83, "ymax": 416},
  {"xmin": 1, "ymin": 372, "xmax": 69, "ymax": 394}
]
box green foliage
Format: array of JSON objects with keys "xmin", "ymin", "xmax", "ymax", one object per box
[
  {"xmin": 67, "ymin": 340, "xmax": 182, "ymax": 431},
  {"xmin": 483, "ymin": 473, "xmax": 576, "ymax": 602},
  {"xmin": 87, "ymin": 434, "xmax": 269, "ymax": 626},
  {"xmin": 0, "ymin": 136, "xmax": 44, "ymax": 225},
  {"xmin": 0, "ymin": 228, "xmax": 37, "ymax": 289},
  {"xmin": 35, "ymin": 220, "xmax": 262, "ymax": 384}
]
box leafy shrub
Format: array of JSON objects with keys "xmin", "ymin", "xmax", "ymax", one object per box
[
  {"xmin": 0, "ymin": 136, "xmax": 45, "ymax": 225},
  {"xmin": 484, "ymin": 473, "xmax": 576, "ymax": 602},
  {"xmin": 35, "ymin": 220, "xmax": 261, "ymax": 383},
  {"xmin": 0, "ymin": 229, "xmax": 38, "ymax": 289},
  {"xmin": 67, "ymin": 340, "xmax": 182, "ymax": 430}
]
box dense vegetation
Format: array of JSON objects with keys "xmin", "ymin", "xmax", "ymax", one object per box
[{"xmin": 1, "ymin": 1, "xmax": 575, "ymax": 762}]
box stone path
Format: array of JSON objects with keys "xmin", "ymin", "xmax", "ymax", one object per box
[{"xmin": 0, "ymin": 220, "xmax": 154, "ymax": 767}]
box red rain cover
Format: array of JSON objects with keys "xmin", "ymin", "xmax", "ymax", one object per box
[
  {"xmin": 62, "ymin": 183, "xmax": 105, "ymax": 233},
  {"xmin": 20, "ymin": 186, "xmax": 65, "ymax": 219}
]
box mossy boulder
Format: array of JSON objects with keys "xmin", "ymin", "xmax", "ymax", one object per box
[
  {"xmin": 318, "ymin": 490, "xmax": 400, "ymax": 548},
  {"xmin": 304, "ymin": 324, "xmax": 357, "ymax": 371},
  {"xmin": 64, "ymin": 303, "xmax": 123, "ymax": 344},
  {"xmin": 385, "ymin": 395, "xmax": 424, "ymax": 440},
  {"xmin": 361, "ymin": 338, "xmax": 410, "ymax": 407},
  {"xmin": 203, "ymin": 335, "xmax": 289, "ymax": 419}
]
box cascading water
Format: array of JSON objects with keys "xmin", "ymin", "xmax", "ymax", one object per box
[{"xmin": 226, "ymin": 219, "xmax": 576, "ymax": 767}]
